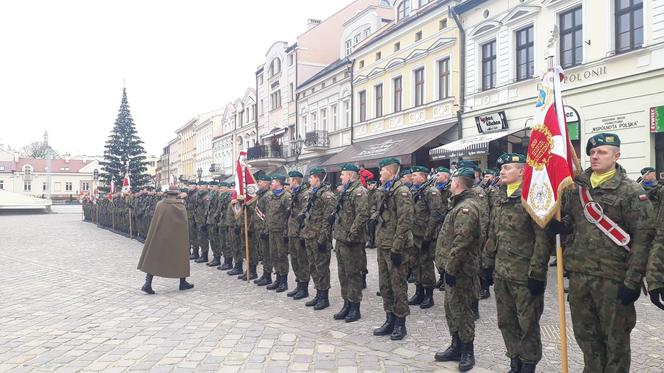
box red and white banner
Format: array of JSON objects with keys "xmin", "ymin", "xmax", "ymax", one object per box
[
  {"xmin": 107, "ymin": 179, "xmax": 116, "ymax": 200},
  {"xmin": 522, "ymin": 67, "xmax": 580, "ymax": 228},
  {"xmin": 234, "ymin": 150, "xmax": 257, "ymax": 204},
  {"xmin": 122, "ymin": 172, "xmax": 131, "ymax": 193}
]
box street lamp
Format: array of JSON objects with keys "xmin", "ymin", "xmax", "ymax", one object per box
[
  {"xmin": 197, "ymin": 167, "xmax": 202, "ymax": 182},
  {"xmin": 293, "ymin": 136, "xmax": 304, "ymax": 160}
]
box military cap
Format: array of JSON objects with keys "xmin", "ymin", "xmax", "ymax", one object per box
[
  {"xmin": 197, "ymin": 181, "xmax": 208, "ymax": 186},
  {"xmin": 379, "ymin": 157, "xmax": 400, "ymax": 168},
  {"xmin": 309, "ymin": 167, "xmax": 326, "ymax": 175},
  {"xmin": 586, "ymin": 133, "xmax": 620, "ymax": 155},
  {"xmin": 452, "ymin": 167, "xmax": 476, "ymax": 179},
  {"xmin": 208, "ymin": 181, "xmax": 219, "ymax": 186},
  {"xmin": 271, "ymin": 173, "xmax": 286, "ymax": 183},
  {"xmin": 179, "ymin": 187, "xmax": 188, "ymax": 193},
  {"xmin": 256, "ymin": 174, "xmax": 271, "ymax": 182},
  {"xmin": 496, "ymin": 153, "xmax": 526, "ymax": 168},
  {"xmin": 229, "ymin": 181, "xmax": 236, "ymax": 187},
  {"xmin": 367, "ymin": 180, "xmax": 377, "ymax": 185},
  {"xmin": 641, "ymin": 167, "xmax": 656, "ymax": 175},
  {"xmin": 457, "ymin": 159, "xmax": 480, "ymax": 171},
  {"xmin": 435, "ymin": 166, "xmax": 450, "ymax": 174},
  {"xmin": 400, "ymin": 167, "xmax": 413, "ymax": 176},
  {"xmin": 288, "ymin": 170, "xmax": 304, "ymax": 178},
  {"xmin": 340, "ymin": 163, "xmax": 360, "ymax": 172},
  {"xmin": 486, "ymin": 167, "xmax": 500, "ymax": 176},
  {"xmin": 219, "ymin": 181, "xmax": 230, "ymax": 187},
  {"xmin": 410, "ymin": 165, "xmax": 429, "ymax": 174}
]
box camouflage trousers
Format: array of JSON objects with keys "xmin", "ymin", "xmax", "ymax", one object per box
[
  {"xmin": 335, "ymin": 241, "xmax": 365, "ymax": 303},
  {"xmin": 232, "ymin": 228, "xmax": 258, "ymax": 265},
  {"xmin": 229, "ymin": 227, "xmax": 242, "ymax": 261},
  {"xmin": 197, "ymin": 224, "xmax": 210, "ymax": 256},
  {"xmin": 444, "ymin": 276, "xmax": 479, "ymax": 343},
  {"xmin": 188, "ymin": 219, "xmax": 197, "ymax": 250},
  {"xmin": 494, "ymin": 278, "xmax": 544, "ymax": 363},
  {"xmin": 209, "ymin": 226, "xmax": 222, "ymax": 257},
  {"xmin": 377, "ymin": 249, "xmax": 409, "ymax": 317},
  {"xmin": 258, "ymin": 232, "xmax": 271, "ymax": 273},
  {"xmin": 412, "ymin": 235, "xmax": 436, "ymax": 287},
  {"xmin": 568, "ymin": 272, "xmax": 636, "ymax": 373},
  {"xmin": 219, "ymin": 226, "xmax": 233, "ymax": 259},
  {"xmin": 289, "ymin": 237, "xmax": 310, "ymax": 282},
  {"xmin": 269, "ymin": 231, "xmax": 289, "ymax": 276},
  {"xmin": 305, "ymin": 239, "xmax": 331, "ymax": 291}
]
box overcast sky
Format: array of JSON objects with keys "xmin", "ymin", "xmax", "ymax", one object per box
[{"xmin": 0, "ymin": 0, "xmax": 349, "ymax": 157}]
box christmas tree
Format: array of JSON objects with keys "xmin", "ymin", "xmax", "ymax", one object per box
[{"xmin": 99, "ymin": 87, "xmax": 149, "ymax": 192}]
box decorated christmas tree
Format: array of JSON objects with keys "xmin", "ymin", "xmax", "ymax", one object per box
[{"xmin": 99, "ymin": 88, "xmax": 149, "ymax": 192}]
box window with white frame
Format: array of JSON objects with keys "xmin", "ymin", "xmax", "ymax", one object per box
[
  {"xmin": 269, "ymin": 58, "xmax": 281, "ymax": 77},
  {"xmin": 345, "ymin": 39, "xmax": 352, "ymax": 56},
  {"xmin": 615, "ymin": 0, "xmax": 643, "ymax": 54},
  {"xmin": 482, "ymin": 40, "xmax": 497, "ymax": 90},
  {"xmin": 311, "ymin": 112, "xmax": 317, "ymax": 130},
  {"xmin": 270, "ymin": 90, "xmax": 281, "ymax": 110},
  {"xmin": 438, "ymin": 58, "xmax": 450, "ymax": 99},
  {"xmin": 359, "ymin": 91, "xmax": 367, "ymax": 122},
  {"xmin": 82, "ymin": 182, "xmax": 89, "ymax": 191},
  {"xmin": 516, "ymin": 25, "xmax": 534, "ymax": 81},
  {"xmin": 375, "ymin": 84, "xmax": 383, "ymax": 117},
  {"xmin": 332, "ymin": 104, "xmax": 338, "ymax": 131},
  {"xmin": 393, "ymin": 76, "xmax": 402, "ymax": 112},
  {"xmin": 0, "ymin": 180, "xmax": 3, "ymax": 189},
  {"xmin": 344, "ymin": 100, "xmax": 351, "ymax": 128},
  {"xmin": 560, "ymin": 6, "xmax": 583, "ymax": 68},
  {"xmin": 24, "ymin": 181, "xmax": 31, "ymax": 191},
  {"xmin": 66, "ymin": 182, "xmax": 73, "ymax": 191},
  {"xmin": 321, "ymin": 108, "xmax": 327, "ymax": 131},
  {"xmin": 290, "ymin": 83, "xmax": 294, "ymax": 102},
  {"xmin": 397, "ymin": 1, "xmax": 410, "ymax": 21},
  {"xmin": 414, "ymin": 68, "xmax": 424, "ymax": 107},
  {"xmin": 302, "ymin": 115, "xmax": 308, "ymax": 131}
]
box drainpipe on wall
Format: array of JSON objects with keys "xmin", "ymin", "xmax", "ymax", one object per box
[
  {"xmin": 451, "ymin": 6, "xmax": 465, "ymax": 142},
  {"xmin": 350, "ymin": 59, "xmax": 355, "ymax": 145},
  {"xmin": 294, "ymin": 49, "xmax": 299, "ymax": 159}
]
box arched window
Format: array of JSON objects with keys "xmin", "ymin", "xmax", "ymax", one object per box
[
  {"xmin": 397, "ymin": 1, "xmax": 410, "ymax": 21},
  {"xmin": 23, "ymin": 165, "xmax": 33, "ymax": 176},
  {"xmin": 270, "ymin": 58, "xmax": 282, "ymax": 77}
]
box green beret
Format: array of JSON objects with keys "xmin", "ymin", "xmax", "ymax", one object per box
[
  {"xmin": 410, "ymin": 165, "xmax": 428, "ymax": 174},
  {"xmin": 457, "ymin": 159, "xmax": 479, "ymax": 171},
  {"xmin": 230, "ymin": 181, "xmax": 236, "ymax": 187},
  {"xmin": 309, "ymin": 167, "xmax": 326, "ymax": 176},
  {"xmin": 367, "ymin": 180, "xmax": 377, "ymax": 185},
  {"xmin": 399, "ymin": 167, "xmax": 413, "ymax": 177},
  {"xmin": 641, "ymin": 167, "xmax": 656, "ymax": 175},
  {"xmin": 288, "ymin": 170, "xmax": 304, "ymax": 178},
  {"xmin": 435, "ymin": 166, "xmax": 450, "ymax": 174},
  {"xmin": 253, "ymin": 171, "xmax": 265, "ymax": 179},
  {"xmin": 219, "ymin": 182, "xmax": 230, "ymax": 187},
  {"xmin": 586, "ymin": 133, "xmax": 620, "ymax": 155},
  {"xmin": 379, "ymin": 157, "xmax": 400, "ymax": 169},
  {"xmin": 197, "ymin": 181, "xmax": 208, "ymax": 186},
  {"xmin": 179, "ymin": 188, "xmax": 188, "ymax": 193},
  {"xmin": 340, "ymin": 163, "xmax": 359, "ymax": 172},
  {"xmin": 208, "ymin": 181, "xmax": 219, "ymax": 186},
  {"xmin": 271, "ymin": 173, "xmax": 286, "ymax": 183},
  {"xmin": 256, "ymin": 174, "xmax": 271, "ymax": 182},
  {"xmin": 496, "ymin": 153, "xmax": 526, "ymax": 168},
  {"xmin": 452, "ymin": 167, "xmax": 476, "ymax": 179}
]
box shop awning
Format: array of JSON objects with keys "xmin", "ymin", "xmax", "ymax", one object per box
[
  {"xmin": 429, "ymin": 127, "xmax": 525, "ymax": 160},
  {"xmin": 322, "ymin": 123, "xmax": 456, "ymax": 168}
]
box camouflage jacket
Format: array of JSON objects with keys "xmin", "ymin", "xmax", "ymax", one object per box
[
  {"xmin": 266, "ymin": 190, "xmax": 292, "ymax": 233},
  {"xmin": 561, "ymin": 165, "xmax": 655, "ymax": 290},
  {"xmin": 300, "ymin": 185, "xmax": 336, "ymax": 244},
  {"xmin": 287, "ymin": 185, "xmax": 310, "ymax": 237},
  {"xmin": 206, "ymin": 191, "xmax": 220, "ymax": 226},
  {"xmin": 222, "ymin": 197, "xmax": 235, "ymax": 227},
  {"xmin": 375, "ymin": 179, "xmax": 413, "ymax": 254},
  {"xmin": 485, "ymin": 184, "xmax": 552, "ymax": 284},
  {"xmin": 646, "ymin": 184, "xmax": 664, "ymax": 291},
  {"xmin": 194, "ymin": 190, "xmax": 210, "ymax": 226},
  {"xmin": 216, "ymin": 192, "xmax": 231, "ymax": 228},
  {"xmin": 332, "ymin": 181, "xmax": 370, "ymax": 244},
  {"xmin": 367, "ymin": 188, "xmax": 381, "ymax": 216},
  {"xmin": 250, "ymin": 189, "xmax": 270, "ymax": 233},
  {"xmin": 412, "ymin": 183, "xmax": 445, "ymax": 242},
  {"xmin": 471, "ymin": 185, "xmax": 490, "ymax": 246},
  {"xmin": 436, "ymin": 189, "xmax": 481, "ymax": 282},
  {"xmin": 185, "ymin": 190, "xmax": 197, "ymax": 221}
]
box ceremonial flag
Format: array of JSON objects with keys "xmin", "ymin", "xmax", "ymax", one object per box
[
  {"xmin": 107, "ymin": 179, "xmax": 116, "ymax": 200},
  {"xmin": 521, "ymin": 67, "xmax": 580, "ymax": 227},
  {"xmin": 234, "ymin": 150, "xmax": 257, "ymax": 204},
  {"xmin": 122, "ymin": 172, "xmax": 131, "ymax": 193}
]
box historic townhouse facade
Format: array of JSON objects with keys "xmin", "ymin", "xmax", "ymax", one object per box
[{"xmin": 437, "ymin": 0, "xmax": 664, "ymax": 178}]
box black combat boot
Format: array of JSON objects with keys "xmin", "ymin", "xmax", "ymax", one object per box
[
  {"xmin": 275, "ymin": 274, "xmax": 289, "ymax": 293},
  {"xmin": 141, "ymin": 273, "xmax": 155, "ymax": 294},
  {"xmin": 179, "ymin": 278, "xmax": 194, "ymax": 291},
  {"xmin": 408, "ymin": 284, "xmax": 424, "ymax": 305},
  {"xmin": 333, "ymin": 300, "xmax": 350, "ymax": 320},
  {"xmin": 373, "ymin": 313, "xmax": 395, "ymax": 336},
  {"xmin": 227, "ymin": 260, "xmax": 243, "ymax": 276},
  {"xmin": 256, "ymin": 271, "xmax": 272, "ymax": 286},
  {"xmin": 434, "ymin": 333, "xmax": 461, "ymax": 362},
  {"xmin": 194, "ymin": 252, "xmax": 208, "ymax": 263},
  {"xmin": 313, "ymin": 289, "xmax": 329, "ymax": 310},
  {"xmin": 420, "ymin": 287, "xmax": 434, "ymax": 309},
  {"xmin": 248, "ymin": 264, "xmax": 258, "ymax": 280},
  {"xmin": 266, "ymin": 274, "xmax": 281, "ymax": 290},
  {"xmin": 344, "ymin": 302, "xmax": 361, "ymax": 323},
  {"xmin": 479, "ymin": 287, "xmax": 491, "ymax": 299},
  {"xmin": 305, "ymin": 290, "xmax": 320, "ymax": 307},
  {"xmin": 287, "ymin": 281, "xmax": 300, "ymax": 297},
  {"xmin": 189, "ymin": 247, "xmax": 199, "ymax": 260},
  {"xmin": 508, "ymin": 356, "xmax": 522, "ymax": 373},
  {"xmin": 218, "ymin": 257, "xmax": 233, "ymax": 271},
  {"xmin": 293, "ymin": 280, "xmax": 309, "ymax": 300},
  {"xmin": 520, "ymin": 361, "xmax": 536, "ymax": 373},
  {"xmin": 458, "ymin": 341, "xmax": 475, "ymax": 372},
  {"xmin": 253, "ymin": 270, "xmax": 265, "ymax": 284},
  {"xmin": 207, "ymin": 255, "xmax": 221, "ymax": 267},
  {"xmin": 238, "ymin": 270, "xmax": 248, "ymax": 280},
  {"xmin": 390, "ymin": 316, "xmax": 407, "ymax": 340}
]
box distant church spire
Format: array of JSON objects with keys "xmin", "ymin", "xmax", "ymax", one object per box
[{"xmin": 43, "ymin": 131, "xmax": 49, "ymax": 146}]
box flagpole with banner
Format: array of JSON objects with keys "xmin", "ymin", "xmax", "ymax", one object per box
[
  {"xmin": 235, "ymin": 151, "xmax": 257, "ymax": 282},
  {"xmin": 521, "ymin": 47, "xmax": 581, "ymax": 372}
]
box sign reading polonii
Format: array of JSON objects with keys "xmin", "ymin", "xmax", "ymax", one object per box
[{"xmin": 475, "ymin": 111, "xmax": 508, "ymax": 133}]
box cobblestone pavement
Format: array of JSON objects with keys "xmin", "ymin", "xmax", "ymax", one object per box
[{"xmin": 0, "ymin": 209, "xmax": 662, "ymax": 372}]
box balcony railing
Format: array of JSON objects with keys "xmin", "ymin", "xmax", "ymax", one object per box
[
  {"xmin": 247, "ymin": 144, "xmax": 288, "ymax": 161},
  {"xmin": 304, "ymin": 130, "xmax": 329, "ymax": 148}
]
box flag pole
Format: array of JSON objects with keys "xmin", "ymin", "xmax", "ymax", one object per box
[{"xmin": 241, "ymin": 161, "xmax": 251, "ymax": 282}]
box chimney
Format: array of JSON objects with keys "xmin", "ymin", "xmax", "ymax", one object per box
[
  {"xmin": 307, "ymin": 19, "xmax": 321, "ymax": 29},
  {"xmin": 64, "ymin": 153, "xmax": 70, "ymax": 163}
]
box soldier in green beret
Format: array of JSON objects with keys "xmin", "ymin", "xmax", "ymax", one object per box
[
  {"xmin": 640, "ymin": 166, "xmax": 664, "ymax": 310},
  {"xmin": 483, "ymin": 153, "xmax": 551, "ymax": 373},
  {"xmin": 330, "ymin": 163, "xmax": 370, "ymax": 322},
  {"xmin": 205, "ymin": 181, "xmax": 223, "ymax": 267},
  {"xmin": 186, "ymin": 183, "xmax": 199, "ymax": 259},
  {"xmin": 193, "ymin": 181, "xmax": 211, "ymax": 264},
  {"xmin": 286, "ymin": 170, "xmax": 311, "ymax": 299},
  {"xmin": 372, "ymin": 157, "xmax": 413, "ymax": 340},
  {"xmin": 433, "ymin": 166, "xmax": 452, "ymax": 291},
  {"xmin": 366, "ymin": 180, "xmax": 380, "ymax": 250},
  {"xmin": 253, "ymin": 174, "xmax": 274, "ymax": 285},
  {"xmin": 408, "ymin": 165, "xmax": 444, "ymax": 309},
  {"xmin": 434, "ymin": 167, "xmax": 482, "ymax": 371},
  {"xmin": 265, "ymin": 174, "xmax": 293, "ymax": 293},
  {"xmin": 400, "ymin": 167, "xmax": 413, "ymax": 189},
  {"xmin": 549, "ymin": 133, "xmax": 655, "ymax": 372}
]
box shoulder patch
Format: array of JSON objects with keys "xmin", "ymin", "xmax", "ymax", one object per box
[
  {"xmin": 639, "ymin": 194, "xmax": 648, "ymax": 201},
  {"xmin": 401, "ymin": 192, "xmax": 409, "ymax": 197},
  {"xmin": 461, "ymin": 208, "xmax": 469, "ymax": 214}
]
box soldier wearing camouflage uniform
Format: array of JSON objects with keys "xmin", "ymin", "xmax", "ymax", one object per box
[
  {"xmin": 193, "ymin": 182, "xmax": 211, "ymax": 263},
  {"xmin": 205, "ymin": 182, "xmax": 223, "ymax": 267},
  {"xmin": 434, "ymin": 167, "xmax": 482, "ymax": 372},
  {"xmin": 252, "ymin": 175, "xmax": 273, "ymax": 285},
  {"xmin": 551, "ymin": 133, "xmax": 655, "ymax": 373},
  {"xmin": 433, "ymin": 167, "xmax": 452, "ymax": 291},
  {"xmin": 186, "ymin": 184, "xmax": 199, "ymax": 259},
  {"xmin": 330, "ymin": 164, "xmax": 370, "ymax": 322},
  {"xmin": 408, "ymin": 165, "xmax": 444, "ymax": 309},
  {"xmin": 483, "ymin": 153, "xmax": 552, "ymax": 373},
  {"xmin": 286, "ymin": 171, "xmax": 311, "ymax": 299},
  {"xmin": 265, "ymin": 174, "xmax": 292, "ymax": 293},
  {"xmin": 642, "ymin": 167, "xmax": 664, "ymax": 310},
  {"xmin": 366, "ymin": 180, "xmax": 379, "ymax": 249},
  {"xmin": 215, "ymin": 182, "xmax": 233, "ymax": 270},
  {"xmin": 372, "ymin": 158, "xmax": 413, "ymax": 341}
]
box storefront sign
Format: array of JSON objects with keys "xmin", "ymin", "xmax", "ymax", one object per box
[
  {"xmin": 590, "ymin": 113, "xmax": 640, "ymax": 133},
  {"xmin": 563, "ymin": 65, "xmax": 607, "ymax": 84},
  {"xmin": 475, "ymin": 111, "xmax": 508, "ymax": 133},
  {"xmin": 564, "ymin": 106, "xmax": 580, "ymax": 141},
  {"xmin": 650, "ymin": 106, "xmax": 664, "ymax": 133}
]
